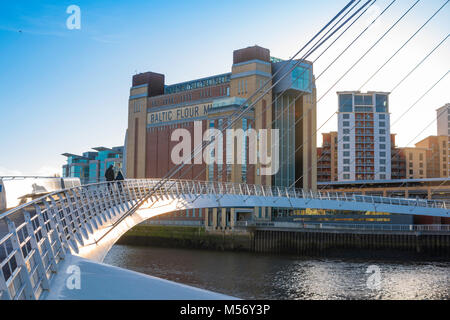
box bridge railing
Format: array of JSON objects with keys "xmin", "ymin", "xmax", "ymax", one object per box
[
  {"xmin": 164, "ymin": 180, "xmax": 449, "ymax": 211},
  {"xmin": 235, "ymin": 221, "xmax": 450, "ymax": 233},
  {"xmin": 0, "ymin": 179, "xmax": 148, "ymax": 300},
  {"xmin": 0, "ymin": 178, "xmax": 448, "ymax": 300}
]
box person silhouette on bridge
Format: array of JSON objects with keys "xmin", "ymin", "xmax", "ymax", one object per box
[
  {"xmin": 115, "ymin": 170, "xmax": 124, "ymax": 192},
  {"xmin": 105, "ymin": 165, "xmax": 115, "ymax": 192}
]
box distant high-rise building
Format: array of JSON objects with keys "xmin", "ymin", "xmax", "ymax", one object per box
[
  {"xmin": 436, "ymin": 103, "xmax": 450, "ymax": 136},
  {"xmin": 62, "ymin": 146, "xmax": 124, "ymax": 184},
  {"xmin": 337, "ymin": 91, "xmax": 391, "ymax": 181}
]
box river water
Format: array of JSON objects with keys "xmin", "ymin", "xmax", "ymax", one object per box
[{"xmin": 104, "ymin": 244, "xmax": 450, "ymax": 300}]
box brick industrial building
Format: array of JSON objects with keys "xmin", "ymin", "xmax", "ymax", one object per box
[{"xmin": 125, "ymin": 45, "xmax": 317, "ymax": 228}]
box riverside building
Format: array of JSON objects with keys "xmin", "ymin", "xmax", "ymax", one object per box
[{"xmin": 125, "ymin": 45, "xmax": 317, "ymax": 229}]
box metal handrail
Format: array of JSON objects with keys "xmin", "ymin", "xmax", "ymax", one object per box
[{"xmin": 235, "ymin": 221, "xmax": 450, "ymax": 232}]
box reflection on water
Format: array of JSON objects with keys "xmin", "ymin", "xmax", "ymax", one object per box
[{"xmin": 104, "ymin": 245, "xmax": 450, "ymax": 300}]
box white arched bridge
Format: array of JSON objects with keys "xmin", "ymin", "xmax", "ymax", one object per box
[{"xmin": 0, "ymin": 179, "xmax": 449, "ymax": 300}]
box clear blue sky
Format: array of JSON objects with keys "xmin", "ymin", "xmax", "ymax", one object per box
[{"xmin": 0, "ymin": 0, "xmax": 449, "ymax": 176}]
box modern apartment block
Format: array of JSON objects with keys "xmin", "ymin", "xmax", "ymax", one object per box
[
  {"xmin": 317, "ymin": 132, "xmax": 338, "ymax": 182},
  {"xmin": 125, "ymin": 45, "xmax": 317, "ymax": 228},
  {"xmin": 62, "ymin": 146, "xmax": 124, "ymax": 184},
  {"xmin": 337, "ymin": 91, "xmax": 391, "ymax": 181}
]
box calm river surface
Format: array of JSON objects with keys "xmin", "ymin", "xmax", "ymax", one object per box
[{"xmin": 104, "ymin": 245, "xmax": 450, "ymax": 300}]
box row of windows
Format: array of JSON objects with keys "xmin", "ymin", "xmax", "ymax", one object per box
[
  {"xmin": 150, "ymin": 86, "xmax": 230, "ymax": 107},
  {"xmin": 338, "ymin": 94, "xmax": 388, "ymax": 112},
  {"xmin": 342, "ymin": 173, "xmax": 387, "ymax": 180},
  {"xmin": 165, "ymin": 74, "xmax": 231, "ymax": 94},
  {"xmin": 238, "ymin": 79, "xmax": 248, "ymax": 95},
  {"xmin": 133, "ymin": 101, "xmax": 143, "ymax": 113},
  {"xmin": 342, "ymin": 151, "xmax": 387, "ymax": 157}
]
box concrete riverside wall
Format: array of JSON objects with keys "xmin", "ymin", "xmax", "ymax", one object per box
[
  {"xmin": 117, "ymin": 225, "xmax": 450, "ymax": 259},
  {"xmin": 117, "ymin": 225, "xmax": 253, "ymax": 251},
  {"xmin": 252, "ymin": 229, "xmax": 450, "ymax": 258}
]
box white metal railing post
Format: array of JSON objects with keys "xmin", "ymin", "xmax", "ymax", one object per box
[
  {"xmin": 0, "ymin": 268, "xmax": 11, "ymax": 299},
  {"xmin": 61, "ymin": 191, "xmax": 82, "ymax": 247},
  {"xmin": 63, "ymin": 191, "xmax": 85, "ymax": 246},
  {"xmin": 99, "ymin": 185, "xmax": 113, "ymax": 221},
  {"xmin": 70, "ymin": 189, "xmax": 92, "ymax": 241},
  {"xmin": 33, "ymin": 204, "xmax": 58, "ymax": 274},
  {"xmin": 5, "ymin": 218, "xmax": 36, "ymax": 300},
  {"xmin": 86, "ymin": 186, "xmax": 102, "ymax": 228},
  {"xmin": 47, "ymin": 195, "xmax": 71, "ymax": 255},
  {"xmin": 23, "ymin": 210, "xmax": 51, "ymax": 292}
]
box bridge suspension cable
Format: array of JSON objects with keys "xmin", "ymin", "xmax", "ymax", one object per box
[
  {"xmin": 289, "ymin": 3, "xmax": 448, "ymax": 189},
  {"xmin": 152, "ymin": 1, "xmax": 368, "ymax": 186},
  {"xmin": 177, "ymin": 0, "xmax": 377, "ymax": 185},
  {"xmin": 125, "ymin": 1, "xmax": 367, "ymax": 211},
  {"xmin": 313, "ymin": 32, "xmax": 449, "ymax": 190}
]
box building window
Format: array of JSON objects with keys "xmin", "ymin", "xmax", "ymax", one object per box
[
  {"xmin": 343, "ymin": 129, "xmax": 350, "ymax": 134},
  {"xmin": 380, "ymin": 166, "xmax": 386, "ymax": 172},
  {"xmin": 379, "ymin": 122, "xmax": 385, "ymax": 127},
  {"xmin": 343, "ymin": 174, "xmax": 350, "ymax": 179},
  {"xmin": 343, "ymin": 121, "xmax": 349, "ymax": 127},
  {"xmin": 380, "ymin": 136, "xmax": 385, "ymax": 142},
  {"xmin": 343, "ymin": 136, "xmax": 350, "ymax": 142},
  {"xmin": 380, "ymin": 159, "xmax": 386, "ymax": 164},
  {"xmin": 344, "ymin": 159, "xmax": 350, "ymax": 164},
  {"xmin": 339, "ymin": 94, "xmax": 353, "ymax": 112},
  {"xmin": 380, "ymin": 152, "xmax": 386, "ymax": 157},
  {"xmin": 379, "ymin": 129, "xmax": 386, "ymax": 134},
  {"xmin": 343, "ymin": 114, "xmax": 350, "ymax": 119},
  {"xmin": 343, "ymin": 151, "xmax": 350, "ymax": 157},
  {"xmin": 409, "ymin": 169, "xmax": 413, "ymax": 175},
  {"xmin": 355, "ymin": 95, "xmax": 372, "ymax": 105},
  {"xmin": 380, "ymin": 174, "xmax": 386, "ymax": 179},
  {"xmin": 343, "ymin": 166, "xmax": 350, "ymax": 172},
  {"xmin": 379, "ymin": 114, "xmax": 385, "ymax": 120},
  {"xmin": 343, "ymin": 144, "xmax": 350, "ymax": 149},
  {"xmin": 376, "ymin": 94, "xmax": 388, "ymax": 112}
]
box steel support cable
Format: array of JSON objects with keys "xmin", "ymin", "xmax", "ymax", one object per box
[
  {"xmin": 221, "ymin": 0, "xmax": 394, "ymax": 189},
  {"xmin": 290, "ymin": 0, "xmax": 431, "ymax": 188},
  {"xmin": 317, "ymin": 0, "xmax": 421, "ymax": 103},
  {"xmin": 127, "ymin": 1, "xmax": 363, "ymax": 210},
  {"xmin": 317, "ymin": 69, "xmax": 450, "ymax": 191},
  {"xmin": 180, "ymin": 0, "xmax": 377, "ymax": 185},
  {"xmin": 358, "ymin": 0, "xmax": 449, "ymax": 91},
  {"xmin": 316, "ymin": 0, "xmax": 397, "ymax": 80},
  {"xmin": 317, "ymin": 70, "xmax": 449, "ymax": 191},
  {"xmin": 143, "ymin": 0, "xmax": 359, "ymax": 195},
  {"xmin": 351, "ymin": 70, "xmax": 450, "ymax": 190},
  {"xmin": 316, "ymin": 33, "xmax": 450, "ymax": 190},
  {"xmin": 162, "ymin": 1, "xmax": 371, "ymax": 186},
  {"xmin": 244, "ymin": 0, "xmax": 377, "ymax": 159},
  {"xmin": 237, "ymin": 0, "xmax": 378, "ymax": 177}
]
